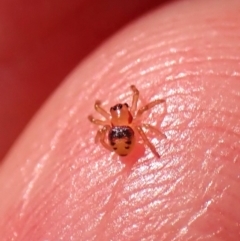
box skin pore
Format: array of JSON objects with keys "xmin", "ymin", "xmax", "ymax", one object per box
[{"xmin": 0, "ymin": 0, "xmax": 240, "ymax": 240}]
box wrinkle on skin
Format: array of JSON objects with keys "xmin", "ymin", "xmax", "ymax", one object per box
[{"xmin": 1, "ymin": 0, "xmax": 240, "ymax": 240}]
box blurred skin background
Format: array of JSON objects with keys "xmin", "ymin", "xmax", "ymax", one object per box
[
  {"xmin": 0, "ymin": 0, "xmax": 165, "ymax": 161},
  {"xmin": 1, "ymin": 0, "xmax": 240, "ymax": 240}
]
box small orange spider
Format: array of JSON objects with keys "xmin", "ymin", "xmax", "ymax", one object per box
[{"xmin": 88, "ymin": 85, "xmax": 166, "ymax": 158}]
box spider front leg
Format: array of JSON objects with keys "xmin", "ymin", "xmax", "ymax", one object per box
[
  {"xmin": 88, "ymin": 115, "xmax": 108, "ymax": 125},
  {"xmin": 88, "ymin": 101, "xmax": 110, "ymax": 125},
  {"xmin": 137, "ymin": 126, "xmax": 160, "ymax": 158},
  {"xmin": 94, "ymin": 100, "xmax": 110, "ymax": 119},
  {"xmin": 136, "ymin": 99, "xmax": 165, "ymax": 118},
  {"xmin": 95, "ymin": 125, "xmax": 112, "ymax": 151},
  {"xmin": 130, "ymin": 85, "xmax": 139, "ymax": 116}
]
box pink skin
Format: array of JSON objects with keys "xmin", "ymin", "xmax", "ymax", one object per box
[{"xmin": 0, "ymin": 0, "xmax": 240, "ymax": 240}]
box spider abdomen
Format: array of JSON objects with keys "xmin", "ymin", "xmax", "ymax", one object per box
[{"xmin": 108, "ymin": 126, "xmax": 135, "ymax": 156}]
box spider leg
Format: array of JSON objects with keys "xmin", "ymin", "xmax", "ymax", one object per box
[
  {"xmin": 88, "ymin": 115, "xmax": 109, "ymax": 125},
  {"xmin": 137, "ymin": 126, "xmax": 160, "ymax": 158},
  {"xmin": 95, "ymin": 125, "xmax": 112, "ymax": 151},
  {"xmin": 136, "ymin": 99, "xmax": 165, "ymax": 118},
  {"xmin": 130, "ymin": 85, "xmax": 139, "ymax": 116},
  {"xmin": 143, "ymin": 124, "xmax": 166, "ymax": 139},
  {"xmin": 94, "ymin": 100, "xmax": 110, "ymax": 119}
]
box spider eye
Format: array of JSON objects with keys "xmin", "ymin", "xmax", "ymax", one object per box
[
  {"xmin": 124, "ymin": 103, "xmax": 129, "ymax": 108},
  {"xmin": 110, "ymin": 104, "xmax": 123, "ymax": 111}
]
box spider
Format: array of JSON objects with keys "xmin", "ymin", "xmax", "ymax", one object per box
[{"xmin": 88, "ymin": 85, "xmax": 166, "ymax": 158}]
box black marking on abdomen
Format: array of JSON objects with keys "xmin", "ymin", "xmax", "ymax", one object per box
[{"xmin": 108, "ymin": 126, "xmax": 134, "ymax": 142}]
